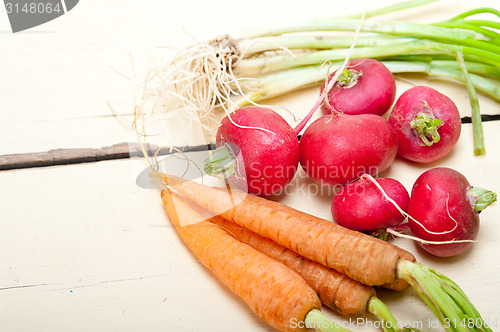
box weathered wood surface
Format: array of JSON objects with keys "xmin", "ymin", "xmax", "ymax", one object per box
[{"xmin": 1, "ymin": 0, "xmax": 500, "ymax": 331}]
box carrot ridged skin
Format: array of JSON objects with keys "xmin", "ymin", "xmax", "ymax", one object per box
[
  {"xmin": 161, "ymin": 189, "xmax": 321, "ymax": 332},
  {"xmin": 166, "ymin": 176, "xmax": 416, "ymax": 287},
  {"xmin": 212, "ymin": 216, "xmax": 376, "ymax": 316}
]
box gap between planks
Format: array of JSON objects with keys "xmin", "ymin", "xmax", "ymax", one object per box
[{"xmin": 1, "ymin": 115, "xmax": 499, "ymax": 171}]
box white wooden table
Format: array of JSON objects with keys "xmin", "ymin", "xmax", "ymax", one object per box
[{"xmin": 1, "ymin": 1, "xmax": 499, "ymax": 331}]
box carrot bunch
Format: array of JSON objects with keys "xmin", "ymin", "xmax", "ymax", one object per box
[
  {"xmin": 161, "ymin": 174, "xmax": 492, "ymax": 332},
  {"xmin": 162, "ymin": 188, "xmax": 350, "ymax": 332}
]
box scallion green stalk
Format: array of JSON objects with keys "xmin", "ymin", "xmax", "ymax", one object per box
[
  {"xmin": 344, "ymin": 0, "xmax": 439, "ymax": 19},
  {"xmin": 238, "ymin": 18, "xmax": 499, "ymax": 55}
]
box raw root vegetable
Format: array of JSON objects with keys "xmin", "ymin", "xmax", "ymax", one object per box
[
  {"xmin": 388, "ymin": 86, "xmax": 462, "ymax": 163},
  {"xmin": 407, "ymin": 167, "xmax": 497, "ymax": 257},
  {"xmin": 321, "ymin": 58, "xmax": 396, "ymax": 116},
  {"xmin": 299, "ymin": 114, "xmax": 398, "ymax": 187},
  {"xmin": 164, "ymin": 175, "xmax": 492, "ymax": 331},
  {"xmin": 161, "ymin": 189, "xmax": 350, "ymax": 332},
  {"xmin": 210, "ymin": 216, "xmax": 403, "ymax": 331},
  {"xmin": 331, "ymin": 175, "xmax": 409, "ymax": 232},
  {"xmin": 163, "ymin": 174, "xmax": 415, "ymax": 287},
  {"xmin": 204, "ymin": 107, "xmax": 299, "ymax": 197}
]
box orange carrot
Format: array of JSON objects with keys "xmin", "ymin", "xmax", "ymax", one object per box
[
  {"xmin": 161, "ymin": 188, "xmax": 350, "ymax": 332},
  {"xmin": 165, "ymin": 175, "xmax": 415, "ymax": 287},
  {"xmin": 211, "ymin": 215, "xmax": 376, "ymax": 316}
]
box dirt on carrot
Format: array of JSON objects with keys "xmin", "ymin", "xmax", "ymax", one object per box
[{"xmin": 163, "ymin": 174, "xmax": 416, "ymax": 288}]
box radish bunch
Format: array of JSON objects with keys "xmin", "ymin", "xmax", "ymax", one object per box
[{"xmin": 329, "ymin": 168, "xmax": 496, "ymax": 257}]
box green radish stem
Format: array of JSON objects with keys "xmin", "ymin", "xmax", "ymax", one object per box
[
  {"xmin": 308, "ymin": 301, "xmax": 418, "ymax": 332},
  {"xmin": 290, "ymin": 10, "xmax": 369, "ymax": 135},
  {"xmin": 432, "ymin": 21, "xmax": 500, "ymax": 42},
  {"xmin": 143, "ymin": 2, "xmax": 500, "ymax": 157},
  {"xmin": 456, "ymin": 51, "xmax": 485, "ymax": 155},
  {"xmin": 457, "ymin": 20, "xmax": 500, "ymax": 32},
  {"xmin": 467, "ymin": 187, "xmax": 498, "ymax": 212},
  {"xmin": 397, "ymin": 260, "xmax": 492, "ymax": 332},
  {"xmin": 410, "ymin": 112, "xmax": 443, "ymax": 146},
  {"xmin": 238, "ymin": 18, "xmax": 498, "ymax": 54},
  {"xmin": 384, "ymin": 62, "xmax": 500, "ymax": 101},
  {"xmin": 388, "ymin": 58, "xmax": 500, "ymax": 79}
]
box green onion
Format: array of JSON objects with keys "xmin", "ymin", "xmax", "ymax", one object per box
[
  {"xmin": 233, "ymin": 61, "xmax": 500, "ymax": 107},
  {"xmin": 145, "ymin": 0, "xmax": 499, "ymax": 160}
]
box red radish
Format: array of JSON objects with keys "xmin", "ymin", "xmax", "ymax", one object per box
[
  {"xmin": 321, "ymin": 58, "xmax": 396, "ymax": 116},
  {"xmin": 408, "ymin": 167, "xmax": 496, "ymax": 257},
  {"xmin": 332, "ymin": 175, "xmax": 409, "ymax": 232},
  {"xmin": 388, "ymin": 86, "xmax": 461, "ymax": 163},
  {"xmin": 204, "ymin": 107, "xmax": 299, "ymax": 197},
  {"xmin": 299, "ymin": 114, "xmax": 398, "ymax": 187}
]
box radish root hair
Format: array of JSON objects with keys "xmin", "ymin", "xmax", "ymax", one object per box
[
  {"xmin": 386, "ymin": 228, "xmax": 475, "ymax": 245},
  {"xmin": 141, "ymin": 34, "xmax": 276, "ymax": 136},
  {"xmin": 360, "ymin": 174, "xmax": 475, "ymax": 245},
  {"xmin": 132, "ymin": 106, "xmax": 203, "ymax": 189}
]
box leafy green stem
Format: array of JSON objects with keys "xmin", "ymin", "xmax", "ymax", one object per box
[
  {"xmin": 397, "ymin": 260, "xmax": 491, "ymax": 332},
  {"xmin": 456, "ymin": 51, "xmax": 485, "ymax": 155},
  {"xmin": 236, "ymin": 41, "xmax": 500, "ymax": 75},
  {"xmin": 238, "ymin": 18, "xmax": 498, "ymax": 54},
  {"xmin": 233, "ymin": 60, "xmax": 500, "ymax": 108},
  {"xmin": 305, "ymin": 309, "xmax": 353, "ymax": 332},
  {"xmin": 448, "ymin": 7, "xmax": 500, "ymax": 21},
  {"xmin": 344, "ymin": 0, "xmax": 439, "ymax": 19}
]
